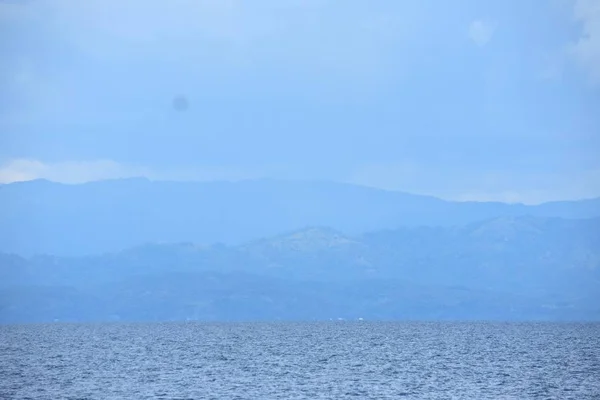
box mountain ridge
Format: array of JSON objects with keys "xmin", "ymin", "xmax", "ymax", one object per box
[
  {"xmin": 1, "ymin": 215, "xmax": 599, "ymax": 323},
  {"xmin": 2, "ymin": 178, "xmax": 600, "ymax": 256}
]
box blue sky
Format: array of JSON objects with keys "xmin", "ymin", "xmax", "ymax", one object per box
[{"xmin": 0, "ymin": 0, "xmax": 599, "ymax": 203}]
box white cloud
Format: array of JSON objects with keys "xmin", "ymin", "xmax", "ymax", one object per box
[
  {"xmin": 453, "ymin": 167, "xmax": 600, "ymax": 203},
  {"xmin": 348, "ymin": 162, "xmax": 600, "ymax": 204},
  {"xmin": 572, "ymin": 0, "xmax": 600, "ymax": 84},
  {"xmin": 468, "ymin": 19, "xmax": 496, "ymax": 47},
  {"xmin": 0, "ymin": 159, "xmax": 262, "ymax": 184},
  {"xmin": 0, "ymin": 159, "xmax": 149, "ymax": 184}
]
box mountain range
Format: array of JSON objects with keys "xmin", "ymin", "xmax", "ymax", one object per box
[
  {"xmin": 2, "ymin": 178, "xmax": 600, "ymax": 256},
  {"xmin": 1, "ymin": 214, "xmax": 599, "ymax": 323}
]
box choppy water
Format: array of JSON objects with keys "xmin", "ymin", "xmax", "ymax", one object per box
[{"xmin": 1, "ymin": 322, "xmax": 599, "ymax": 399}]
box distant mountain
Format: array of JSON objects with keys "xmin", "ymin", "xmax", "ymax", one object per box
[
  {"xmin": 1, "ymin": 178, "xmax": 599, "ymax": 256},
  {"xmin": 1, "ymin": 216, "xmax": 598, "ymax": 323}
]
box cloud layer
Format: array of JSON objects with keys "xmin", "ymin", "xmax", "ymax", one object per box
[{"xmin": 1, "ymin": 0, "xmax": 599, "ymax": 203}]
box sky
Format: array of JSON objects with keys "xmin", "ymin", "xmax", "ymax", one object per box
[{"xmin": 0, "ymin": 0, "xmax": 599, "ymax": 204}]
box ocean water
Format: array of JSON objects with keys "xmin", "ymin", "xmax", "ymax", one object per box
[{"xmin": 0, "ymin": 322, "xmax": 599, "ymax": 399}]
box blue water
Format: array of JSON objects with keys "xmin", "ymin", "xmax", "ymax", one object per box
[{"xmin": 1, "ymin": 322, "xmax": 599, "ymax": 399}]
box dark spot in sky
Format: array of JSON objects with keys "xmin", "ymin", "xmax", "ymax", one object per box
[{"xmin": 172, "ymin": 95, "xmax": 189, "ymax": 112}]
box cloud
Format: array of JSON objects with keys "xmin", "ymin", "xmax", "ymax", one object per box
[
  {"xmin": 0, "ymin": 159, "xmax": 263, "ymax": 184},
  {"xmin": 468, "ymin": 19, "xmax": 495, "ymax": 47},
  {"xmin": 0, "ymin": 0, "xmax": 430, "ymax": 126},
  {"xmin": 1, "ymin": 1, "xmax": 598, "ymax": 203},
  {"xmin": 348, "ymin": 162, "xmax": 600, "ymax": 204},
  {"xmin": 0, "ymin": 159, "xmax": 149, "ymax": 184},
  {"xmin": 572, "ymin": 0, "xmax": 600, "ymax": 84},
  {"xmin": 2, "ymin": 0, "xmax": 418, "ymax": 75}
]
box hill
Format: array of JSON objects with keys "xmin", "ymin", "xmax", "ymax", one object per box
[{"xmin": 1, "ymin": 216, "xmax": 598, "ymax": 322}]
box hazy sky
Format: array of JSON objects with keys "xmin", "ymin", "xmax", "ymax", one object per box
[{"xmin": 1, "ymin": 0, "xmax": 599, "ymax": 203}]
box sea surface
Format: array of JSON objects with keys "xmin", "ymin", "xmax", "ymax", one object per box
[{"xmin": 0, "ymin": 322, "xmax": 599, "ymax": 399}]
